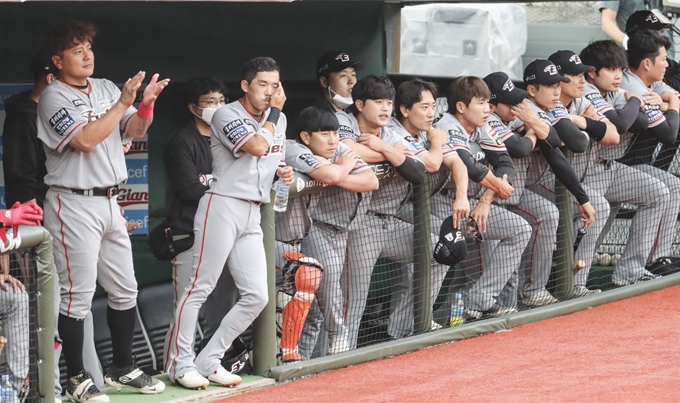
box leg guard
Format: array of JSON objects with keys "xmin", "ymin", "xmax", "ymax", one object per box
[{"xmin": 279, "ymin": 252, "xmax": 323, "ymax": 362}]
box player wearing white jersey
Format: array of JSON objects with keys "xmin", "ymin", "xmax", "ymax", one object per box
[
  {"xmin": 276, "ymin": 105, "xmax": 377, "ymax": 362},
  {"xmin": 37, "ymin": 21, "xmax": 168, "ymax": 403},
  {"xmin": 166, "ymin": 57, "xmax": 294, "ymax": 389},
  {"xmin": 434, "ymin": 76, "xmax": 531, "ymax": 319}
]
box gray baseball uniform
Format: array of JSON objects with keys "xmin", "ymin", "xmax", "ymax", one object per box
[
  {"xmin": 335, "ymin": 122, "xmax": 426, "ymax": 349},
  {"xmin": 37, "ymin": 78, "xmax": 139, "ymax": 320},
  {"xmin": 278, "ymin": 140, "xmax": 369, "ymax": 358},
  {"xmin": 524, "ymin": 94, "xmax": 610, "ymax": 289},
  {"xmin": 434, "ymin": 113, "xmax": 531, "ymax": 312},
  {"xmin": 166, "ymin": 100, "xmax": 286, "ymax": 380},
  {"xmin": 383, "ymin": 118, "xmax": 450, "ymax": 339},
  {"xmin": 486, "ymin": 112, "xmax": 560, "ymax": 302}
]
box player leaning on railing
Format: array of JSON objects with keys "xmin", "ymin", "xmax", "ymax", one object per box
[{"xmin": 275, "ymin": 105, "xmax": 377, "ymax": 362}]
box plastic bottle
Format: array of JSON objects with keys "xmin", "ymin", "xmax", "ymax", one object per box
[
  {"xmin": 0, "ymin": 374, "xmax": 17, "ymax": 403},
  {"xmin": 273, "ymin": 179, "xmax": 290, "ymax": 212},
  {"xmin": 449, "ymin": 292, "xmax": 465, "ymax": 327}
]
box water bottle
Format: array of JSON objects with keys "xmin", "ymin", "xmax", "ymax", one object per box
[
  {"xmin": 0, "ymin": 374, "xmax": 17, "ymax": 403},
  {"xmin": 273, "ymin": 179, "xmax": 290, "ymax": 212},
  {"xmin": 449, "ymin": 292, "xmax": 465, "ymax": 327}
]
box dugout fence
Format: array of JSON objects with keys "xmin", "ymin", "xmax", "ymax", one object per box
[
  {"xmin": 253, "ymin": 133, "xmax": 680, "ymax": 380},
  {"xmin": 0, "ymin": 226, "xmax": 55, "ymax": 403}
]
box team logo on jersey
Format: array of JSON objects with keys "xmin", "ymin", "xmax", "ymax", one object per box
[
  {"xmin": 223, "ymin": 119, "xmax": 249, "ymax": 145},
  {"xmin": 370, "ymin": 162, "xmax": 394, "ymax": 179},
  {"xmin": 544, "ymin": 65, "xmax": 558, "ymax": 75},
  {"xmin": 81, "ymin": 109, "xmax": 108, "ymax": 123},
  {"xmin": 71, "ymin": 99, "xmax": 86, "ymax": 107},
  {"xmin": 299, "ymin": 153, "xmax": 319, "ymax": 168},
  {"xmin": 49, "ymin": 108, "xmax": 76, "ymax": 137}
]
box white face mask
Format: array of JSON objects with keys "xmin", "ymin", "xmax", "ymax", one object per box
[
  {"xmin": 195, "ymin": 104, "xmax": 223, "ymax": 125},
  {"xmin": 328, "ymin": 87, "xmax": 353, "ymax": 110}
]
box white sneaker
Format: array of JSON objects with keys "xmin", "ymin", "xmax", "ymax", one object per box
[
  {"xmin": 175, "ymin": 370, "xmax": 209, "ymax": 390},
  {"xmin": 327, "ymin": 336, "xmax": 350, "ymax": 355},
  {"xmin": 430, "ymin": 320, "xmax": 443, "ymax": 331},
  {"xmin": 208, "ymin": 366, "xmax": 242, "ymax": 387},
  {"xmin": 522, "ymin": 290, "xmax": 558, "ymax": 307}
]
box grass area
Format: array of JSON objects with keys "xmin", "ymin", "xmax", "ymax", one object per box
[{"xmin": 102, "ymin": 374, "xmax": 272, "ymax": 403}]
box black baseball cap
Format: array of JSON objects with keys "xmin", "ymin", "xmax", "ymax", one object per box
[
  {"xmin": 433, "ymin": 216, "xmax": 467, "ymax": 266},
  {"xmin": 316, "ymin": 51, "xmax": 364, "ymax": 79},
  {"xmin": 483, "ymin": 72, "xmax": 527, "ymax": 105},
  {"xmin": 523, "ymin": 59, "xmax": 571, "ymax": 86},
  {"xmin": 30, "ymin": 48, "xmax": 53, "ymax": 79},
  {"xmin": 548, "ymin": 50, "xmax": 594, "ymax": 76},
  {"xmin": 625, "ymin": 10, "xmax": 673, "ymax": 34}
]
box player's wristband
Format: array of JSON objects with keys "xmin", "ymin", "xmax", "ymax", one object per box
[
  {"xmin": 584, "ymin": 117, "xmax": 606, "ymax": 141},
  {"xmin": 266, "ymin": 107, "xmax": 281, "ymax": 125},
  {"xmin": 137, "ymin": 102, "xmax": 154, "ymax": 120},
  {"xmin": 259, "ymin": 127, "xmax": 274, "ymax": 146}
]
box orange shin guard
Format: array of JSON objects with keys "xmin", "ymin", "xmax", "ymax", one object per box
[{"xmin": 280, "ymin": 297, "xmax": 312, "ymax": 362}]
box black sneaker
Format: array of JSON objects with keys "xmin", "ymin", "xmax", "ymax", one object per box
[
  {"xmin": 104, "ymin": 365, "xmax": 165, "ymax": 395},
  {"xmin": 66, "ymin": 371, "xmax": 109, "ymax": 403},
  {"xmin": 646, "ymin": 257, "xmax": 680, "ymax": 276}
]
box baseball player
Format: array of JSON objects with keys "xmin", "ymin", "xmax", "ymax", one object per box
[
  {"xmin": 166, "ymin": 57, "xmax": 293, "ymax": 389},
  {"xmin": 316, "ymin": 51, "xmax": 364, "ymax": 112},
  {"xmin": 386, "ymin": 78, "xmax": 464, "ymax": 336},
  {"xmin": 332, "ymin": 74, "xmax": 427, "ymax": 349},
  {"xmin": 434, "ymin": 76, "xmax": 532, "ymax": 318},
  {"xmin": 276, "ymin": 105, "xmax": 377, "ymax": 362},
  {"xmin": 161, "ymin": 77, "xmax": 242, "ymax": 371},
  {"xmin": 518, "ymin": 59, "xmax": 611, "ymax": 297},
  {"xmin": 37, "ymin": 21, "xmax": 168, "ymax": 402},
  {"xmin": 624, "ymin": 10, "xmax": 680, "ymax": 170},
  {"xmin": 0, "ymin": 49, "xmax": 104, "ymax": 400},
  {"xmin": 482, "ymin": 71, "xmax": 597, "ymax": 306},
  {"xmin": 600, "ymin": 0, "xmax": 662, "ymax": 49},
  {"xmin": 586, "ymin": 30, "xmax": 680, "ymax": 285}
]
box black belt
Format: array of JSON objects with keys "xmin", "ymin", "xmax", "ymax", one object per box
[
  {"xmin": 71, "ymin": 185, "xmax": 120, "ymax": 199},
  {"xmin": 367, "ymin": 211, "xmax": 392, "ymax": 219}
]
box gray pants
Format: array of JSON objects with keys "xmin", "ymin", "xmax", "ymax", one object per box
[
  {"xmin": 631, "ymin": 163, "xmax": 680, "ymax": 261},
  {"xmin": 299, "ymin": 223, "xmax": 349, "ymax": 357},
  {"xmin": 505, "ymin": 190, "xmax": 560, "ymax": 298},
  {"xmin": 582, "ymin": 162, "xmax": 668, "ymax": 283},
  {"xmin": 0, "ymin": 288, "xmax": 29, "ymax": 391},
  {"xmin": 163, "ymin": 247, "xmax": 236, "ymax": 372},
  {"xmin": 430, "ymin": 193, "xmax": 532, "ymax": 312},
  {"xmin": 166, "ymin": 195, "xmax": 268, "ymax": 380},
  {"xmin": 529, "ymin": 181, "xmax": 611, "ymax": 288}
]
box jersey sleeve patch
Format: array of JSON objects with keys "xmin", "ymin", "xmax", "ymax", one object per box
[
  {"xmin": 446, "ymin": 129, "xmax": 471, "ymax": 151},
  {"xmin": 487, "ymin": 120, "xmax": 512, "ymax": 141},
  {"xmin": 49, "ymin": 108, "xmax": 76, "ymax": 137},
  {"xmin": 548, "ymin": 107, "xmax": 571, "ymax": 124},
  {"xmin": 645, "ymin": 105, "xmax": 666, "ymax": 127},
  {"xmin": 298, "ymin": 153, "xmax": 323, "ymax": 169},
  {"xmin": 222, "ymin": 119, "xmax": 249, "ymax": 145},
  {"xmin": 584, "ymin": 93, "xmax": 614, "ymax": 114},
  {"xmin": 338, "ymin": 125, "xmax": 358, "ymax": 142}
]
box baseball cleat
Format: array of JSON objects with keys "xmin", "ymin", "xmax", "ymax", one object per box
[
  {"xmin": 522, "ymin": 290, "xmax": 558, "ymax": 307},
  {"xmin": 327, "ymin": 336, "xmax": 350, "ymax": 355},
  {"xmin": 572, "ymin": 285, "xmax": 601, "ymax": 298},
  {"xmin": 612, "ymin": 270, "xmax": 661, "ymax": 286},
  {"xmin": 430, "ymin": 320, "xmax": 443, "ymax": 331},
  {"xmin": 208, "ymin": 367, "xmax": 242, "ymax": 387},
  {"xmin": 66, "ymin": 371, "xmax": 109, "ymax": 403},
  {"xmin": 174, "ymin": 370, "xmax": 209, "ymax": 390},
  {"xmin": 104, "ymin": 365, "xmax": 165, "ymax": 394},
  {"xmin": 646, "ymin": 257, "xmax": 680, "ymax": 276}
]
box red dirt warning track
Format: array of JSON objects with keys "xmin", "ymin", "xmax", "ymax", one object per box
[{"xmin": 222, "ymin": 286, "xmax": 680, "ymax": 402}]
